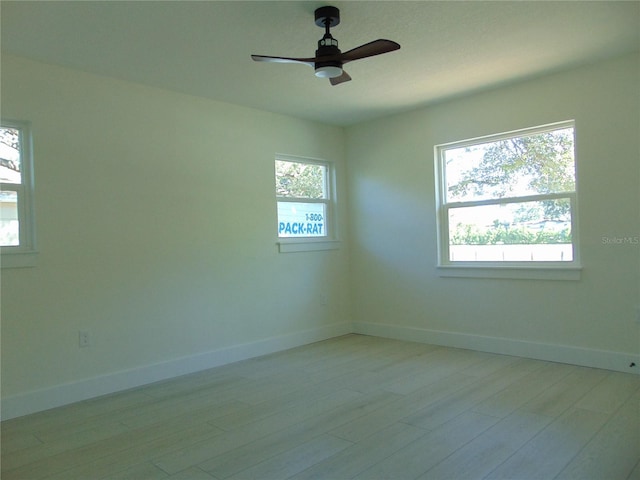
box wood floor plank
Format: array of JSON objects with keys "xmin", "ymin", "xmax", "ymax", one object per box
[
  {"xmin": 1, "ymin": 421, "xmax": 133, "ymax": 471},
  {"xmin": 223, "ymin": 335, "xmax": 371, "ymax": 380},
  {"xmin": 352, "ymin": 411, "xmax": 500, "ymax": 480},
  {"xmin": 554, "ymin": 391, "xmax": 640, "ymax": 480},
  {"xmin": 217, "ymin": 388, "xmax": 363, "ymax": 435},
  {"xmin": 140, "ymin": 371, "xmax": 249, "ymax": 400},
  {"xmin": 417, "ymin": 410, "xmax": 552, "ymax": 479},
  {"xmin": 0, "ymin": 389, "xmax": 154, "ymax": 438},
  {"xmin": 462, "ymin": 353, "xmax": 521, "ymax": 378},
  {"xmin": 519, "ymin": 366, "xmax": 610, "ymax": 418},
  {"xmin": 471, "ymin": 362, "xmax": 576, "ymax": 418},
  {"xmin": 381, "ymin": 348, "xmax": 493, "ymax": 395},
  {"xmin": 225, "ymin": 434, "xmax": 352, "ymax": 480},
  {"xmin": 401, "ymin": 359, "xmax": 547, "ymax": 430},
  {"xmin": 329, "ymin": 372, "xmax": 477, "ymax": 442},
  {"xmin": 121, "ymin": 396, "xmax": 249, "ymax": 430},
  {"xmin": 4, "ymin": 421, "xmax": 222, "ymax": 480},
  {"xmin": 31, "ymin": 416, "xmax": 131, "ymax": 444},
  {"xmin": 293, "ymin": 343, "xmax": 442, "ymax": 396},
  {"xmin": 152, "ymin": 389, "xmax": 362, "ymax": 475},
  {"xmin": 200, "ymin": 389, "xmax": 399, "ymax": 479},
  {"xmin": 483, "ymin": 407, "xmax": 610, "ymax": 480},
  {"xmin": 223, "ymin": 369, "xmax": 317, "ymax": 405},
  {"xmin": 575, "ymin": 371, "xmax": 640, "ymax": 413},
  {"xmin": 628, "ymin": 460, "xmax": 640, "ymax": 480},
  {"xmin": 151, "ymin": 424, "xmax": 264, "ymax": 476},
  {"xmin": 167, "ymin": 467, "xmax": 217, "ymax": 479},
  {"xmin": 0, "ymin": 430, "xmax": 42, "ymax": 455},
  {"xmin": 101, "ymin": 461, "xmax": 170, "ymax": 480},
  {"xmin": 289, "ymin": 422, "xmax": 428, "ymax": 480}
]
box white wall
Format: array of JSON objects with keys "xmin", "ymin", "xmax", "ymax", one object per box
[
  {"xmin": 0, "ymin": 55, "xmax": 351, "ymax": 418},
  {"xmin": 347, "ymin": 53, "xmax": 640, "ymax": 372}
]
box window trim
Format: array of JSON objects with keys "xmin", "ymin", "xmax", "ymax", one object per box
[
  {"xmin": 434, "ymin": 121, "xmax": 581, "ymax": 280},
  {"xmin": 1, "ymin": 119, "xmax": 37, "ymax": 268},
  {"xmin": 275, "ymin": 153, "xmax": 339, "ymax": 253}
]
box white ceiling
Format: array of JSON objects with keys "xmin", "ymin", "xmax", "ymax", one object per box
[{"xmin": 2, "ymin": 1, "xmax": 639, "ymax": 126}]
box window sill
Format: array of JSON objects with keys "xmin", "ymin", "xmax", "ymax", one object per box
[
  {"xmin": 277, "ymin": 239, "xmax": 340, "ymax": 253},
  {"xmin": 1, "ymin": 250, "xmax": 38, "ymax": 268},
  {"xmin": 437, "ymin": 264, "xmax": 582, "ymax": 281}
]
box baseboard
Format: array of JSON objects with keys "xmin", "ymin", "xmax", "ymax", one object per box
[
  {"xmin": 3, "ymin": 321, "xmax": 637, "ymax": 420},
  {"xmin": 353, "ymin": 322, "xmax": 640, "ymax": 375},
  {"xmin": 1, "ymin": 322, "xmax": 352, "ymax": 421}
]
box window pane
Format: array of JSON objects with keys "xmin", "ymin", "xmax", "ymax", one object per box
[
  {"xmin": 0, "ymin": 127, "xmax": 22, "ymax": 184},
  {"xmin": 448, "ymin": 199, "xmax": 572, "ymax": 262},
  {"xmin": 0, "ymin": 190, "xmax": 20, "ymax": 246},
  {"xmin": 277, "ymin": 201, "xmax": 327, "ymax": 237},
  {"xmin": 445, "ymin": 127, "xmax": 575, "ymax": 202},
  {"xmin": 275, "ymin": 160, "xmax": 326, "ymax": 199}
]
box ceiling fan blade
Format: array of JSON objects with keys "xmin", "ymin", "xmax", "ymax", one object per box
[
  {"xmin": 330, "ymin": 70, "xmax": 352, "ymax": 86},
  {"xmin": 340, "ymin": 39, "xmax": 400, "ymax": 64},
  {"xmin": 250, "ymin": 55, "xmax": 314, "ymax": 67}
]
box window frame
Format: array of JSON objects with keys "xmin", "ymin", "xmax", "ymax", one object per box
[
  {"xmin": 434, "ymin": 121, "xmax": 581, "ymax": 280},
  {"xmin": 1, "ymin": 119, "xmax": 37, "ymax": 268},
  {"xmin": 275, "ymin": 153, "xmax": 339, "ymax": 253}
]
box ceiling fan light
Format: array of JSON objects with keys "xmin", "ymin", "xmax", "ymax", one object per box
[{"xmin": 315, "ymin": 65, "xmax": 343, "ymax": 78}]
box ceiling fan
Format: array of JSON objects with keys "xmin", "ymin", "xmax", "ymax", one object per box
[{"xmin": 251, "ymin": 6, "xmax": 400, "ymax": 85}]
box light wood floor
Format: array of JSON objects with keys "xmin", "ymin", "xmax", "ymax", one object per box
[{"xmin": 2, "ymin": 334, "xmax": 639, "ymax": 480}]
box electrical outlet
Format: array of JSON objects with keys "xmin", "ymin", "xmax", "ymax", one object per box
[
  {"xmin": 79, "ymin": 331, "xmax": 90, "ymax": 348},
  {"xmin": 320, "ymin": 293, "xmax": 328, "ymax": 306}
]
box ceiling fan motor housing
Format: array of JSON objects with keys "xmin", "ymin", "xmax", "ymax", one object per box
[
  {"xmin": 314, "ymin": 38, "xmax": 342, "ymax": 77},
  {"xmin": 314, "ymin": 6, "xmax": 343, "ymax": 78},
  {"xmin": 315, "ymin": 36, "xmax": 340, "ymax": 59}
]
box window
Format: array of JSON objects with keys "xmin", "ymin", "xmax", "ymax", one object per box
[
  {"xmin": 435, "ymin": 121, "xmax": 580, "ymax": 278},
  {"xmin": 1, "ymin": 120, "xmax": 36, "ymax": 267},
  {"xmin": 275, "ymin": 154, "xmax": 337, "ymax": 252}
]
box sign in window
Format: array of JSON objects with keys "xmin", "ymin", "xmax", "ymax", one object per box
[{"xmin": 277, "ymin": 202, "xmax": 326, "ymax": 237}]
